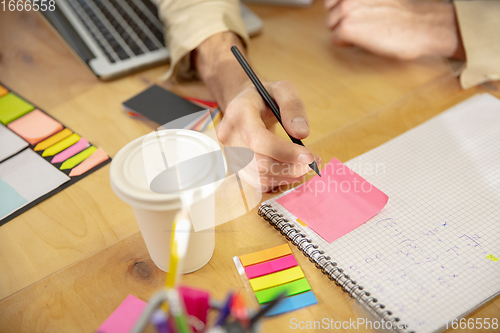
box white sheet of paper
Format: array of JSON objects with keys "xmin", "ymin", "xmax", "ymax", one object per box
[
  {"xmin": 0, "ymin": 124, "xmax": 28, "ymax": 162},
  {"xmin": 0, "ymin": 149, "xmax": 70, "ymax": 220}
]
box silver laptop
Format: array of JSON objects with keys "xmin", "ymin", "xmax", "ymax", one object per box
[{"xmin": 42, "ymin": 0, "xmax": 263, "ymax": 80}]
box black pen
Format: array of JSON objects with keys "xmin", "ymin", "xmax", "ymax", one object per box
[
  {"xmin": 248, "ymin": 292, "xmax": 287, "ymax": 328},
  {"xmin": 230, "ymin": 46, "xmax": 321, "ymax": 177}
]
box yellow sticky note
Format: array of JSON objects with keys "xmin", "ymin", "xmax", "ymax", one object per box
[
  {"xmin": 42, "ymin": 133, "xmax": 80, "ymax": 157},
  {"xmin": 249, "ymin": 266, "xmax": 304, "ymax": 292},
  {"xmin": 486, "ymin": 254, "xmax": 498, "ymax": 262},
  {"xmin": 239, "ymin": 244, "xmax": 292, "ymax": 267},
  {"xmin": 34, "ymin": 128, "xmax": 72, "ymax": 151}
]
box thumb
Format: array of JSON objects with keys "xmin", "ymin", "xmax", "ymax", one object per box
[{"xmin": 269, "ymin": 81, "xmax": 310, "ymax": 140}]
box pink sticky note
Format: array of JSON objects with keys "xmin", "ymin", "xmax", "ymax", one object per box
[
  {"xmin": 69, "ymin": 147, "xmax": 109, "ymax": 177},
  {"xmin": 96, "ymin": 295, "xmax": 147, "ymax": 333},
  {"xmin": 277, "ymin": 158, "xmax": 389, "ymax": 243},
  {"xmin": 51, "ymin": 138, "xmax": 90, "ymax": 163},
  {"xmin": 244, "ymin": 254, "xmax": 298, "ymax": 279}
]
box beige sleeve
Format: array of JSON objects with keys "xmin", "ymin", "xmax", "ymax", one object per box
[
  {"xmin": 453, "ymin": 1, "xmax": 500, "ymax": 89},
  {"xmin": 155, "ymin": 0, "xmax": 250, "ymax": 82}
]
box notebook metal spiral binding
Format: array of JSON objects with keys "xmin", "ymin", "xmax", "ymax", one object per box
[{"xmin": 258, "ymin": 203, "xmax": 406, "ymax": 331}]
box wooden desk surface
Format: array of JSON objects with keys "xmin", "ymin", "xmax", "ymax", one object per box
[{"xmin": 0, "ymin": 2, "xmax": 499, "ymax": 332}]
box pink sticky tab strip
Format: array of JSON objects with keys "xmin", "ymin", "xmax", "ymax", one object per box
[
  {"xmin": 51, "ymin": 138, "xmax": 89, "ymax": 164},
  {"xmin": 245, "ymin": 254, "xmax": 298, "ymax": 279},
  {"xmin": 96, "ymin": 295, "xmax": 147, "ymax": 333}
]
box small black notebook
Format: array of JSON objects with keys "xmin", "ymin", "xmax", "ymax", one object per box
[{"xmin": 123, "ymin": 85, "xmax": 207, "ymax": 129}]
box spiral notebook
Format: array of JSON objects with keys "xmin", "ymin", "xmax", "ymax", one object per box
[{"xmin": 258, "ymin": 93, "xmax": 500, "ymax": 333}]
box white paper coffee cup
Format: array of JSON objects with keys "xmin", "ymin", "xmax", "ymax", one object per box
[{"xmin": 110, "ymin": 129, "xmax": 223, "ymax": 273}]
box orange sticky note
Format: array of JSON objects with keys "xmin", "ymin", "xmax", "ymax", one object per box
[
  {"xmin": 239, "ymin": 244, "xmax": 292, "ymax": 267},
  {"xmin": 34, "ymin": 128, "xmax": 72, "ymax": 151},
  {"xmin": 0, "ymin": 85, "xmax": 8, "ymax": 98},
  {"xmin": 69, "ymin": 147, "xmax": 109, "ymax": 177},
  {"xmin": 296, "ymin": 219, "xmax": 307, "ymax": 227},
  {"xmin": 8, "ymin": 109, "xmax": 63, "ymax": 145}
]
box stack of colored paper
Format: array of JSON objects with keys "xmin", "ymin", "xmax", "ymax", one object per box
[
  {"xmin": 122, "ymin": 85, "xmax": 221, "ymax": 132},
  {"xmin": 239, "ymin": 244, "xmax": 317, "ymax": 316}
]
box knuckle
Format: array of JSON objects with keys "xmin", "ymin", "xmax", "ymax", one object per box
[
  {"xmin": 281, "ymin": 97, "xmax": 306, "ymax": 114},
  {"xmin": 334, "ymin": 21, "xmax": 351, "ymax": 41},
  {"xmin": 217, "ymin": 127, "xmax": 229, "ymax": 145},
  {"xmin": 339, "ymin": 0, "xmax": 353, "ymax": 14},
  {"xmin": 273, "ymin": 80, "xmax": 297, "ymax": 94}
]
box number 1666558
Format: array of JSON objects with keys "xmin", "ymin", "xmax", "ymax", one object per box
[
  {"xmin": 2, "ymin": 0, "xmax": 56, "ymax": 11},
  {"xmin": 448, "ymin": 318, "xmax": 498, "ymax": 330}
]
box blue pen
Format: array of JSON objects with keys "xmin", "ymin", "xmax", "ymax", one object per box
[{"xmin": 215, "ymin": 293, "xmax": 234, "ymax": 326}]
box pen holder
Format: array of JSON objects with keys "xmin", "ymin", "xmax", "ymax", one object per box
[{"xmin": 131, "ymin": 286, "xmax": 261, "ymax": 333}]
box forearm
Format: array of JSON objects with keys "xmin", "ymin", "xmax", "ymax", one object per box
[{"xmin": 194, "ymin": 32, "xmax": 253, "ymax": 111}]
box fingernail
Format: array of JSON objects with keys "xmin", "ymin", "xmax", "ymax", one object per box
[
  {"xmin": 298, "ymin": 153, "xmax": 314, "ymax": 164},
  {"xmin": 290, "ymin": 117, "xmax": 308, "ymax": 135}
]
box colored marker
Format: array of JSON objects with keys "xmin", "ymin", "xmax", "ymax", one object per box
[
  {"xmin": 166, "ymin": 289, "xmax": 192, "ymax": 333},
  {"xmin": 231, "ymin": 292, "xmax": 249, "ymax": 327},
  {"xmin": 216, "ymin": 293, "xmax": 234, "ymax": 326},
  {"xmin": 150, "ymin": 309, "xmax": 171, "ymax": 333}
]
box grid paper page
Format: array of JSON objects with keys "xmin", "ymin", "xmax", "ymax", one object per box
[{"xmin": 265, "ymin": 93, "xmax": 500, "ymax": 333}]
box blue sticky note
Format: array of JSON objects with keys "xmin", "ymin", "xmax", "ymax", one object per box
[
  {"xmin": 0, "ymin": 178, "xmax": 27, "ymax": 218},
  {"xmin": 264, "ymin": 291, "xmax": 318, "ymax": 316}
]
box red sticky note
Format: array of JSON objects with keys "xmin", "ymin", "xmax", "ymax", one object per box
[
  {"xmin": 245, "ymin": 254, "xmax": 298, "ymax": 279},
  {"xmin": 96, "ymin": 295, "xmax": 147, "ymax": 333},
  {"xmin": 277, "ymin": 158, "xmax": 388, "ymax": 243}
]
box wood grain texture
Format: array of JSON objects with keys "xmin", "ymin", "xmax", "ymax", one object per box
[{"xmin": 0, "ymin": 1, "xmax": 499, "ymax": 332}]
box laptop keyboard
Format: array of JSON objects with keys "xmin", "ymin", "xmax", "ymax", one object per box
[{"xmin": 66, "ymin": 0, "xmax": 165, "ymax": 63}]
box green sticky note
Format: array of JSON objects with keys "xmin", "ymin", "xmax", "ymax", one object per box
[
  {"xmin": 42, "ymin": 134, "xmax": 81, "ymax": 157},
  {"xmin": 60, "ymin": 146, "xmax": 97, "ymax": 170},
  {"xmin": 255, "ymin": 278, "xmax": 312, "ymax": 304},
  {"xmin": 0, "ymin": 93, "xmax": 35, "ymax": 125}
]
